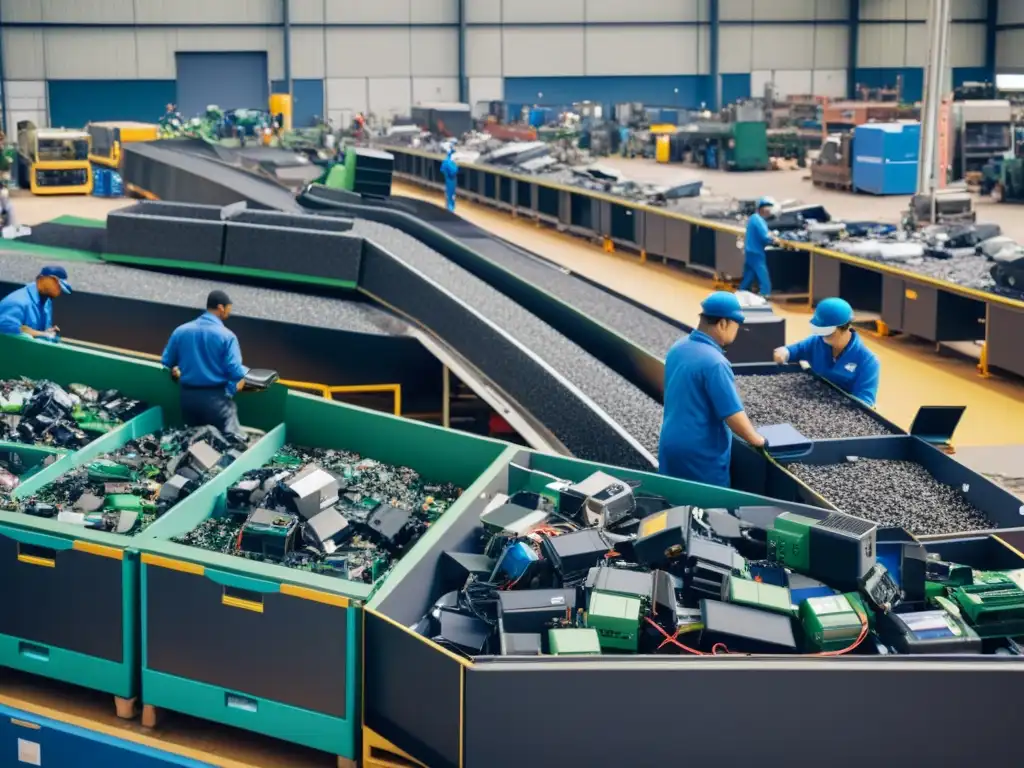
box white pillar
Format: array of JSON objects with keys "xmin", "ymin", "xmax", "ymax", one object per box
[{"xmin": 917, "ymin": 0, "xmax": 951, "ymax": 209}]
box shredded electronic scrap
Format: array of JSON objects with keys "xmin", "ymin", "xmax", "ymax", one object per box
[
  {"xmin": 0, "ymin": 378, "xmax": 146, "ymax": 449},
  {"xmin": 734, "ymin": 373, "xmax": 896, "ymax": 440},
  {"xmin": 787, "ymin": 457, "xmax": 992, "ymax": 535},
  {"xmin": 412, "ymin": 465, "xmax": 1017, "ymax": 658},
  {"xmin": 5, "ymin": 426, "xmax": 249, "ymax": 535},
  {"xmin": 174, "ymin": 445, "xmax": 462, "ymax": 583}
]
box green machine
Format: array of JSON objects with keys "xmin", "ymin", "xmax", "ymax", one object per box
[
  {"xmin": 314, "ymin": 146, "xmax": 395, "ymax": 198},
  {"xmin": 679, "ymin": 121, "xmax": 769, "ymax": 171},
  {"xmin": 992, "ymin": 156, "xmax": 1024, "ymax": 204}
]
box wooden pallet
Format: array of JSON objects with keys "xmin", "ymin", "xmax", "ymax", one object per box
[
  {"xmin": 138, "ymin": 703, "xmax": 355, "ymax": 768},
  {"xmin": 811, "ymin": 176, "xmax": 852, "ymax": 191}
]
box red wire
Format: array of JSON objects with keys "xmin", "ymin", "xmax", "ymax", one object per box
[{"xmin": 644, "ymin": 612, "xmax": 869, "ymax": 657}]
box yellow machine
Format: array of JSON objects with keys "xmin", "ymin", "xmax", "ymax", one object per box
[
  {"xmin": 87, "ymin": 121, "xmax": 159, "ymax": 169},
  {"xmin": 655, "ymin": 134, "xmax": 672, "ymax": 163},
  {"xmin": 16, "ymin": 123, "xmax": 93, "ymax": 195},
  {"xmin": 269, "ymin": 93, "xmax": 293, "ymax": 132}
]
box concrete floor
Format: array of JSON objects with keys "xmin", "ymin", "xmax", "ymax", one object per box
[
  {"xmin": 596, "ymin": 157, "xmax": 1024, "ymax": 241},
  {"xmin": 11, "ymin": 188, "xmax": 130, "ymax": 225}
]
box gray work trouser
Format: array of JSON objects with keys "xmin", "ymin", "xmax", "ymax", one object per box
[{"xmin": 180, "ymin": 385, "xmax": 242, "ymax": 439}]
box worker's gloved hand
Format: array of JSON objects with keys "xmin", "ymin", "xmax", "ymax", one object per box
[{"xmin": 772, "ymin": 346, "xmax": 789, "ymax": 364}]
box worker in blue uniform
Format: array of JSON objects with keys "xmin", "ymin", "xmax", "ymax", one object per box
[
  {"xmin": 440, "ymin": 146, "xmax": 459, "ymax": 212},
  {"xmin": 162, "ymin": 290, "xmax": 248, "ymax": 442},
  {"xmin": 773, "ymin": 297, "xmax": 881, "ymax": 406},
  {"xmin": 659, "ymin": 292, "xmax": 767, "ymax": 488},
  {"xmin": 740, "ymin": 197, "xmax": 779, "ymax": 297},
  {"xmin": 0, "ymin": 265, "xmax": 71, "ymax": 339}
]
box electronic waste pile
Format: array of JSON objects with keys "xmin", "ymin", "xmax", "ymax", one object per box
[
  {"xmin": 3, "ymin": 426, "xmax": 250, "ymax": 535},
  {"xmin": 0, "ymin": 378, "xmax": 145, "ymax": 451},
  {"xmin": 175, "ymin": 445, "xmax": 462, "ymax": 583},
  {"xmin": 414, "ymin": 468, "xmax": 1023, "ymax": 658},
  {"xmin": 734, "ymin": 373, "xmax": 897, "ymax": 440}
]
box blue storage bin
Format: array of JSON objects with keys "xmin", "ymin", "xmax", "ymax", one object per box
[
  {"xmin": 109, "ymin": 171, "xmax": 124, "ymax": 197},
  {"xmin": 852, "ymin": 122, "xmax": 920, "ymax": 195},
  {"xmin": 91, "ymin": 168, "xmax": 110, "ymax": 197}
]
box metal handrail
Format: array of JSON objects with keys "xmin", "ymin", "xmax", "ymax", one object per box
[{"xmin": 278, "ymin": 379, "xmax": 402, "ymax": 416}]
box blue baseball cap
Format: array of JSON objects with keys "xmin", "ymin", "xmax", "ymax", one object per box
[
  {"xmin": 757, "ymin": 197, "xmax": 774, "ymax": 209},
  {"xmin": 38, "ymin": 266, "xmax": 72, "ymax": 294},
  {"xmin": 810, "ymin": 297, "xmax": 853, "ymax": 336},
  {"xmin": 701, "ymin": 291, "xmax": 745, "ymax": 324}
]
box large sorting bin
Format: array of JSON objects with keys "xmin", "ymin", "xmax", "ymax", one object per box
[
  {"xmin": 363, "ymin": 449, "xmax": 1024, "ymax": 767},
  {"xmin": 134, "ymin": 390, "xmax": 512, "ymax": 763},
  {"xmin": 755, "ymin": 434, "xmax": 1024, "ymax": 538},
  {"xmin": 0, "ymin": 335, "xmax": 284, "ymax": 704},
  {"xmin": 729, "ymin": 364, "xmax": 965, "ymax": 498}
]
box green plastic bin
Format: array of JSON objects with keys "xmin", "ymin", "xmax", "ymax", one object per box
[{"xmin": 135, "ymin": 391, "xmax": 511, "ymax": 762}]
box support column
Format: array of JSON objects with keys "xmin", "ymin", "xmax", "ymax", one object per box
[
  {"xmin": 282, "ymin": 0, "xmax": 292, "ymax": 98},
  {"xmin": 847, "ymin": 0, "xmax": 860, "ymax": 99},
  {"xmin": 458, "ymin": 0, "xmax": 468, "ymax": 103},
  {"xmin": 985, "ymin": 0, "xmax": 998, "ymax": 81},
  {"xmin": 0, "ymin": 0, "xmax": 7, "ymax": 138},
  {"xmin": 709, "ymin": 0, "xmax": 719, "ymax": 110}
]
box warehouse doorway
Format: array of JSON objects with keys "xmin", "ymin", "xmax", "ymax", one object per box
[{"xmin": 175, "ymin": 52, "xmax": 270, "ymax": 117}]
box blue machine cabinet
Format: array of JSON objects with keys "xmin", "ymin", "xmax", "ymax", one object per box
[{"xmin": 0, "ymin": 701, "xmax": 214, "ymax": 767}]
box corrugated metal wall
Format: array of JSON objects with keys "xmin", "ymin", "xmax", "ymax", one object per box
[
  {"xmin": 175, "ymin": 52, "xmax": 269, "ymax": 116},
  {"xmin": 996, "ymin": 0, "xmax": 1024, "ymax": 71},
  {"xmin": 855, "ymin": 0, "xmax": 989, "ymax": 100},
  {"xmin": 0, "ymin": 0, "xmax": 1003, "ymax": 131}
]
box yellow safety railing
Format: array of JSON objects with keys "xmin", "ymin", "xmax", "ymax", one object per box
[{"xmin": 278, "ymin": 379, "xmax": 402, "ymax": 416}]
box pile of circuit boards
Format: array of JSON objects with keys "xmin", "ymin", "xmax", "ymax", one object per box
[
  {"xmin": 174, "ymin": 445, "xmax": 462, "ymax": 582},
  {"xmin": 416, "ymin": 469, "xmax": 1024, "ymax": 658},
  {"xmin": 6, "ymin": 426, "xmax": 248, "ymax": 535},
  {"xmin": 0, "ymin": 378, "xmax": 147, "ymax": 449}
]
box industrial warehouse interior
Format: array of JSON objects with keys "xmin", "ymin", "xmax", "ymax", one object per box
[{"xmin": 1, "ymin": 0, "xmax": 1023, "ymax": 766}]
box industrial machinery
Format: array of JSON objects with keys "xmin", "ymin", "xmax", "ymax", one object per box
[
  {"xmin": 16, "ymin": 122, "xmax": 93, "ymax": 195},
  {"xmin": 947, "ymin": 100, "xmax": 1013, "ymax": 181},
  {"xmin": 675, "ymin": 121, "xmax": 769, "ymax": 171},
  {"xmin": 411, "ymin": 103, "xmax": 472, "ymax": 139},
  {"xmin": 810, "ymin": 133, "xmax": 853, "ymax": 190},
  {"xmin": 990, "ymin": 157, "xmax": 1024, "ymax": 204},
  {"xmin": 87, "ymin": 121, "xmax": 159, "ymax": 169},
  {"xmin": 821, "ymin": 102, "xmax": 917, "ymax": 139}
]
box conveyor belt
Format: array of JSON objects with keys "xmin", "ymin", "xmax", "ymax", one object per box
[
  {"xmin": 302, "ymin": 189, "xmax": 686, "ymax": 358},
  {"xmin": 122, "ymin": 141, "xmax": 302, "ymax": 211},
  {"xmin": 120, "ymin": 142, "xmax": 662, "ymax": 467},
  {"xmin": 382, "ymin": 198, "xmax": 685, "ymax": 356},
  {"xmin": 352, "ymin": 219, "xmax": 663, "ymax": 465},
  {"xmin": 0, "ymin": 250, "xmax": 393, "ymax": 336}
]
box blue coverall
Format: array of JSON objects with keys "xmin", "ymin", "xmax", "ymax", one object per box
[
  {"xmin": 658, "ymin": 331, "xmax": 745, "ymax": 488},
  {"xmin": 740, "ymin": 212, "xmax": 773, "ymax": 297},
  {"xmin": 440, "ymin": 151, "xmax": 459, "ymax": 212},
  {"xmin": 162, "ymin": 312, "xmax": 249, "ymax": 439},
  {"xmin": 0, "ymin": 283, "xmax": 53, "ymax": 336},
  {"xmin": 785, "ymin": 332, "xmax": 881, "ymax": 406}
]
